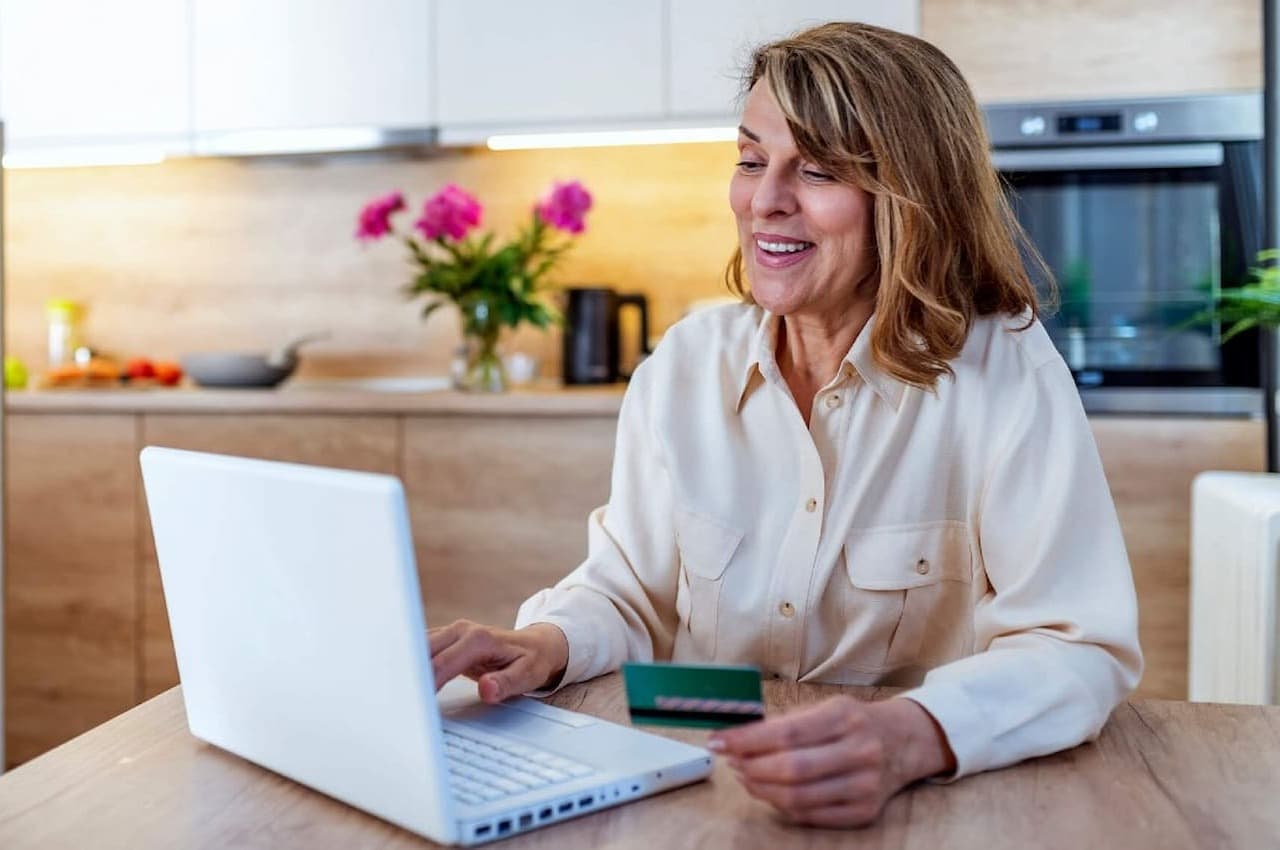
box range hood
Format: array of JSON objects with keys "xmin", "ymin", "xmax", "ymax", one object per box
[{"xmin": 1, "ymin": 114, "xmax": 744, "ymax": 168}]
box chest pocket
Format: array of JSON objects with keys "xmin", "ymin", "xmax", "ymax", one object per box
[
  {"xmin": 843, "ymin": 521, "xmax": 973, "ymax": 672},
  {"xmin": 673, "ymin": 509, "xmax": 743, "ymax": 660}
]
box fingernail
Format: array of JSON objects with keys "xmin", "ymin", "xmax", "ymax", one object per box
[{"xmin": 707, "ymin": 738, "xmax": 725, "ymax": 752}]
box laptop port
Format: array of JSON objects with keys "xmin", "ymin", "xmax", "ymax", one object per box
[
  {"xmin": 497, "ymin": 819, "xmax": 512, "ymax": 835},
  {"xmin": 474, "ymin": 825, "xmax": 492, "ymax": 838},
  {"xmin": 518, "ymin": 813, "xmax": 533, "ymax": 829},
  {"xmin": 557, "ymin": 801, "xmax": 573, "ymax": 814},
  {"xmin": 538, "ymin": 807, "xmax": 553, "ymax": 821},
  {"xmin": 578, "ymin": 795, "xmax": 594, "ymax": 807}
]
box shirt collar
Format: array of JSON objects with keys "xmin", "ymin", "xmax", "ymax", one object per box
[{"xmin": 734, "ymin": 310, "xmax": 906, "ymax": 413}]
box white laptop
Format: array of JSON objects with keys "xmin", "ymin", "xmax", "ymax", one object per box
[{"xmin": 140, "ymin": 446, "xmax": 712, "ymax": 845}]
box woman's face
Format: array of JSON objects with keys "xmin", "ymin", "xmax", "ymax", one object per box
[{"xmin": 729, "ymin": 81, "xmax": 876, "ymax": 319}]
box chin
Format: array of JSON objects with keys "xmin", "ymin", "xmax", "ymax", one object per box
[{"xmin": 745, "ymin": 274, "xmax": 803, "ymax": 316}]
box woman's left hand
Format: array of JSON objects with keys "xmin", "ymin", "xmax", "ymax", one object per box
[{"xmin": 708, "ymin": 696, "xmax": 956, "ymax": 828}]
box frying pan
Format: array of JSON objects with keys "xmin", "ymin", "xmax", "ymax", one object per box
[{"xmin": 181, "ymin": 332, "xmax": 330, "ymax": 388}]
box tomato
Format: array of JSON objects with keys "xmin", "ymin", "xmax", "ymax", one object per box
[
  {"xmin": 125, "ymin": 358, "xmax": 156, "ymax": 379},
  {"xmin": 153, "ymin": 361, "xmax": 184, "ymax": 386}
]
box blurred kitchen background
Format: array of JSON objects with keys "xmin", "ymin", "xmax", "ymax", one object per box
[{"xmin": 0, "ymin": 0, "xmax": 1270, "ymax": 771}]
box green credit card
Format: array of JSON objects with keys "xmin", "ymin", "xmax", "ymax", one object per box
[{"xmin": 622, "ymin": 662, "xmax": 765, "ymax": 729}]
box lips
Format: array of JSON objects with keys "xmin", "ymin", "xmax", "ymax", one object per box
[{"xmin": 752, "ymin": 233, "xmax": 815, "ymax": 269}]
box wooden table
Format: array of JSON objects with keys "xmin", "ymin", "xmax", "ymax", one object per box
[{"xmin": 1, "ymin": 674, "xmax": 1277, "ymax": 849}]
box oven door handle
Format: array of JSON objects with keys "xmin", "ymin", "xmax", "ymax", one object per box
[{"xmin": 991, "ymin": 142, "xmax": 1224, "ymax": 171}]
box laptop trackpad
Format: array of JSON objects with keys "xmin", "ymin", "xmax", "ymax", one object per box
[{"xmin": 446, "ymin": 703, "xmax": 586, "ymax": 740}]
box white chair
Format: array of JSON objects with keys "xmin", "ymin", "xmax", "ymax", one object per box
[{"xmin": 1189, "ymin": 471, "xmax": 1280, "ymax": 704}]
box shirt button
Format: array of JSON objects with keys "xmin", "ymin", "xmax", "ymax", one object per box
[
  {"xmin": 778, "ymin": 601, "xmax": 795, "ymax": 618},
  {"xmin": 804, "ymin": 497, "xmax": 818, "ymax": 512},
  {"xmin": 825, "ymin": 394, "xmax": 841, "ymax": 409},
  {"xmin": 916, "ymin": 558, "xmax": 931, "ymax": 575}
]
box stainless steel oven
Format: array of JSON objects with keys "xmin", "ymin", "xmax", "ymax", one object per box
[{"xmin": 985, "ymin": 94, "xmax": 1263, "ymax": 415}]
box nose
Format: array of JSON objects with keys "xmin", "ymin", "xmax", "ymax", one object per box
[{"xmin": 750, "ymin": 165, "xmax": 797, "ymax": 219}]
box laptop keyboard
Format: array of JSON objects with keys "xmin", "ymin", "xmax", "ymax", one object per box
[{"xmin": 442, "ymin": 724, "xmax": 597, "ymax": 806}]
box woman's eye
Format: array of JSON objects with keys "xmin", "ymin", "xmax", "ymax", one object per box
[
  {"xmin": 735, "ymin": 160, "xmax": 765, "ymax": 173},
  {"xmin": 802, "ymin": 169, "xmax": 834, "ymax": 181}
]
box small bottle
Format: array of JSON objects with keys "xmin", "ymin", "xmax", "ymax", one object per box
[{"xmin": 46, "ymin": 298, "xmax": 85, "ymax": 369}]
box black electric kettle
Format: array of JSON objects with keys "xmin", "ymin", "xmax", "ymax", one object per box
[{"xmin": 562, "ymin": 287, "xmax": 651, "ymax": 384}]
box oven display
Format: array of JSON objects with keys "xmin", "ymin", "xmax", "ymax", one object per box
[{"xmin": 1057, "ymin": 113, "xmax": 1122, "ymax": 134}]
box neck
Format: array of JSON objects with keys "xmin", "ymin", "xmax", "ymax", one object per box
[{"xmin": 776, "ymin": 299, "xmax": 875, "ymax": 388}]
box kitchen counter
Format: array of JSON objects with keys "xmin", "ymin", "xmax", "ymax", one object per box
[{"xmin": 2, "ymin": 383, "xmax": 626, "ymax": 417}]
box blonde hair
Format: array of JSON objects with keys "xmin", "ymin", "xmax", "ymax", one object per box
[{"xmin": 726, "ymin": 22, "xmax": 1052, "ymax": 388}]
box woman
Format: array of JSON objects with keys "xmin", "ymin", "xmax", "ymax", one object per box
[{"xmin": 429, "ymin": 22, "xmax": 1143, "ymax": 828}]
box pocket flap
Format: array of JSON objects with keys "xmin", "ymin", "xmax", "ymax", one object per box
[
  {"xmin": 845, "ymin": 522, "xmax": 972, "ymax": 590},
  {"xmin": 674, "ymin": 508, "xmax": 744, "ymax": 581}
]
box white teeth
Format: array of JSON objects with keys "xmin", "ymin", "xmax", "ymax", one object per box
[{"xmin": 757, "ymin": 239, "xmax": 813, "ymax": 253}]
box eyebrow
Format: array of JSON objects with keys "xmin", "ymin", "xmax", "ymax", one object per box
[{"xmin": 738, "ymin": 125, "xmax": 760, "ymax": 142}]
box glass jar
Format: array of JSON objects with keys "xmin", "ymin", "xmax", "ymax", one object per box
[{"xmin": 46, "ymin": 298, "xmax": 85, "ymax": 369}]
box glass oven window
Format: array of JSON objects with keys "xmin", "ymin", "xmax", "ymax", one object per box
[{"xmin": 1004, "ymin": 166, "xmax": 1223, "ymax": 381}]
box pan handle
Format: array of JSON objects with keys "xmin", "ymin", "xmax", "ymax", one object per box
[{"xmin": 267, "ymin": 331, "xmax": 332, "ymax": 368}]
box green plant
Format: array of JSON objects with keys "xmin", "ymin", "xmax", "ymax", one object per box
[{"xmin": 1189, "ymin": 249, "xmax": 1280, "ymax": 341}]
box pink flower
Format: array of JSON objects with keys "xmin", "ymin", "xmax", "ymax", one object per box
[
  {"xmin": 355, "ymin": 191, "xmax": 406, "ymax": 241},
  {"xmin": 415, "ymin": 184, "xmax": 483, "ymax": 241},
  {"xmin": 536, "ymin": 180, "xmax": 593, "ymax": 234}
]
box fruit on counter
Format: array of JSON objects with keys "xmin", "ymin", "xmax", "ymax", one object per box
[
  {"xmin": 125, "ymin": 357, "xmax": 157, "ymax": 379},
  {"xmin": 153, "ymin": 361, "xmax": 184, "ymax": 386},
  {"xmin": 37, "ymin": 354, "xmax": 183, "ymax": 389},
  {"xmin": 5, "ymin": 355, "xmax": 29, "ymax": 389},
  {"xmin": 41, "ymin": 357, "xmax": 121, "ymax": 387}
]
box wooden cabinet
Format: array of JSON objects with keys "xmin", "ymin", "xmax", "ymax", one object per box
[
  {"xmin": 435, "ymin": 0, "xmax": 664, "ymax": 126},
  {"xmin": 667, "ymin": 0, "xmax": 920, "ymax": 118},
  {"xmin": 1, "ymin": 405, "xmax": 1265, "ymax": 768},
  {"xmin": 1090, "ymin": 418, "xmax": 1265, "ymax": 702},
  {"xmin": 2, "ymin": 406, "xmax": 616, "ymax": 765},
  {"xmin": 922, "ymin": 0, "xmax": 1261, "ymax": 103},
  {"xmin": 3, "ymin": 415, "xmax": 140, "ymax": 768},
  {"xmin": 191, "ymin": 0, "xmax": 434, "ymax": 135},
  {"xmin": 0, "ymin": 0, "xmax": 188, "ymax": 153},
  {"xmin": 402, "ymin": 416, "xmax": 616, "ymax": 629}
]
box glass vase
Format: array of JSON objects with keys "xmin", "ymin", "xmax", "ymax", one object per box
[{"xmin": 455, "ymin": 298, "xmax": 507, "ymax": 392}]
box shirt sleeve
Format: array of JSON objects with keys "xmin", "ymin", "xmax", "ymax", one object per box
[
  {"xmin": 513, "ymin": 359, "xmax": 680, "ymax": 692},
  {"xmin": 897, "ymin": 354, "xmax": 1144, "ymax": 781}
]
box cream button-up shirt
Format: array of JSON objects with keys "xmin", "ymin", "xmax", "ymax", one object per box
[{"xmin": 516, "ymin": 304, "xmax": 1143, "ymax": 780}]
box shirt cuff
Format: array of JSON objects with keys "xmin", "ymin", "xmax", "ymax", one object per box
[
  {"xmin": 896, "ymin": 680, "xmax": 994, "ymax": 783},
  {"xmin": 513, "ymin": 592, "xmax": 598, "ymax": 697}
]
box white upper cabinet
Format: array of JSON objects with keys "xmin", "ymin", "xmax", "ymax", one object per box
[
  {"xmin": 192, "ymin": 0, "xmax": 433, "ymax": 134},
  {"xmin": 0, "ymin": 0, "xmax": 188, "ymax": 148},
  {"xmin": 435, "ymin": 0, "xmax": 664, "ymax": 127},
  {"xmin": 668, "ymin": 1, "xmax": 920, "ymax": 118}
]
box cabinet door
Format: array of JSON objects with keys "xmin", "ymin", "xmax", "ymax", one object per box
[
  {"xmin": 3, "ymin": 415, "xmax": 140, "ymax": 769},
  {"xmin": 0, "ymin": 0, "xmax": 188, "ymax": 147},
  {"xmin": 192, "ymin": 0, "xmax": 433, "ymax": 134},
  {"xmin": 435, "ymin": 0, "xmax": 663, "ymax": 126},
  {"xmin": 402, "ymin": 416, "xmax": 616, "ymax": 629},
  {"xmin": 668, "ymin": 1, "xmax": 920, "ymax": 118}
]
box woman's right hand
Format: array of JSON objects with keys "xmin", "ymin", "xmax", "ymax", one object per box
[{"xmin": 428, "ymin": 620, "xmax": 569, "ymax": 704}]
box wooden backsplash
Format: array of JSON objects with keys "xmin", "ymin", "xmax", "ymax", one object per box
[
  {"xmin": 1, "ymin": 0, "xmax": 1260, "ymax": 379},
  {"xmin": 2, "ymin": 143, "xmax": 740, "ymax": 378}
]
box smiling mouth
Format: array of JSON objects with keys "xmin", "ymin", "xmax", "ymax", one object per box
[{"xmin": 755, "ymin": 239, "xmax": 815, "ymax": 255}]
